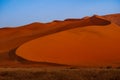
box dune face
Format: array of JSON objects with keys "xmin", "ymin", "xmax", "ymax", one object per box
[
  {"xmin": 0, "ymin": 13, "xmax": 120, "ymax": 67},
  {"xmin": 16, "ymin": 15, "xmax": 120, "ymax": 67},
  {"xmin": 16, "ymin": 23, "xmax": 120, "ymax": 67}
]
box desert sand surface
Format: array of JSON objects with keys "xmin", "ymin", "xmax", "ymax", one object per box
[
  {"xmin": 0, "ymin": 13, "xmax": 120, "ymax": 67},
  {"xmin": 16, "ymin": 23, "xmax": 120, "ymax": 67}
]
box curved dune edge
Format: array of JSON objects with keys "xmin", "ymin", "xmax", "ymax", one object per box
[
  {"xmin": 15, "ymin": 16, "xmax": 112, "ymax": 66},
  {"xmin": 16, "ymin": 23, "xmax": 120, "ymax": 67},
  {"xmin": 15, "ymin": 16, "xmax": 111, "ymax": 65},
  {"xmin": 0, "ymin": 14, "xmax": 120, "ymax": 67}
]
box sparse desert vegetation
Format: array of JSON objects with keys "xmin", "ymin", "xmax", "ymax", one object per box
[{"xmin": 0, "ymin": 67, "xmax": 120, "ymax": 80}]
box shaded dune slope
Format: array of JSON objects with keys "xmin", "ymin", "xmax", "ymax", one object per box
[{"xmin": 0, "ymin": 14, "xmax": 119, "ymax": 67}]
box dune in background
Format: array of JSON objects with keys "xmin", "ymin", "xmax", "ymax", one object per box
[
  {"xmin": 103, "ymin": 13, "xmax": 120, "ymax": 26},
  {"xmin": 0, "ymin": 13, "xmax": 120, "ymax": 67}
]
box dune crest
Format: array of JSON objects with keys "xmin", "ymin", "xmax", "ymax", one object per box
[{"xmin": 103, "ymin": 13, "xmax": 120, "ymax": 26}]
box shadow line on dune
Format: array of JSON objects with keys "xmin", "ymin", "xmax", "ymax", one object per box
[{"xmin": 8, "ymin": 48, "xmax": 69, "ymax": 66}]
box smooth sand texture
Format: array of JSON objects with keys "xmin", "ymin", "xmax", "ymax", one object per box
[
  {"xmin": 0, "ymin": 13, "xmax": 120, "ymax": 67},
  {"xmin": 16, "ymin": 23, "xmax": 120, "ymax": 67}
]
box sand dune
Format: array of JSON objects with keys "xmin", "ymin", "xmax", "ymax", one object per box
[
  {"xmin": 0, "ymin": 13, "xmax": 120, "ymax": 67},
  {"xmin": 16, "ymin": 23, "xmax": 120, "ymax": 67},
  {"xmin": 103, "ymin": 13, "xmax": 120, "ymax": 26},
  {"xmin": 0, "ymin": 15, "xmax": 109, "ymax": 53}
]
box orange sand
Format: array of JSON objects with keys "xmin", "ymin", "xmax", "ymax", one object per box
[
  {"xmin": 16, "ymin": 23, "xmax": 120, "ymax": 67},
  {"xmin": 0, "ymin": 13, "xmax": 120, "ymax": 67}
]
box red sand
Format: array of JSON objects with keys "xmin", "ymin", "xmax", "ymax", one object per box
[
  {"xmin": 16, "ymin": 23, "xmax": 120, "ymax": 67},
  {"xmin": 0, "ymin": 13, "xmax": 120, "ymax": 67}
]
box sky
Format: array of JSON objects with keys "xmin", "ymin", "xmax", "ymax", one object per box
[{"xmin": 0, "ymin": 0, "xmax": 120, "ymax": 27}]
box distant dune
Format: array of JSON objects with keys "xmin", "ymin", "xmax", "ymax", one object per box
[{"xmin": 0, "ymin": 13, "xmax": 120, "ymax": 67}]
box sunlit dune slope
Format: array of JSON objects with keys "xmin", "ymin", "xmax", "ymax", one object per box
[
  {"xmin": 16, "ymin": 22, "xmax": 120, "ymax": 67},
  {"xmin": 0, "ymin": 13, "xmax": 120, "ymax": 66},
  {"xmin": 0, "ymin": 15, "xmax": 110, "ymax": 53},
  {"xmin": 0, "ymin": 15, "xmax": 110, "ymax": 62}
]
